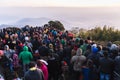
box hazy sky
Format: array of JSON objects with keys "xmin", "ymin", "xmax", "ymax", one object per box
[
  {"xmin": 0, "ymin": 0, "xmax": 120, "ymax": 7},
  {"xmin": 0, "ymin": 0, "xmax": 120, "ymax": 29},
  {"xmin": 0, "ymin": 7, "xmax": 120, "ymax": 29}
]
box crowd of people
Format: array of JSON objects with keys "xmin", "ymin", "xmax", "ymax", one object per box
[{"xmin": 0, "ymin": 26, "xmax": 120, "ymax": 80}]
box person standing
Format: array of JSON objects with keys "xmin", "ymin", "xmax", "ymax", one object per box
[
  {"xmin": 19, "ymin": 46, "xmax": 33, "ymax": 73},
  {"xmin": 24, "ymin": 62, "xmax": 44, "ymax": 80},
  {"xmin": 37, "ymin": 59, "xmax": 48, "ymax": 80},
  {"xmin": 71, "ymin": 48, "xmax": 86, "ymax": 80},
  {"xmin": 99, "ymin": 51, "xmax": 114, "ymax": 80},
  {"xmin": 4, "ymin": 45, "xmax": 14, "ymax": 72},
  {"xmin": 38, "ymin": 42, "xmax": 49, "ymax": 61},
  {"xmin": 114, "ymin": 54, "xmax": 120, "ymax": 80}
]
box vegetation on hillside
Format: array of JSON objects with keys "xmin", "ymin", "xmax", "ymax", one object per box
[
  {"xmin": 77, "ymin": 25, "xmax": 120, "ymax": 42},
  {"xmin": 47, "ymin": 20, "xmax": 65, "ymax": 31}
]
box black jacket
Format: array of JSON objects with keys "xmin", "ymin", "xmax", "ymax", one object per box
[
  {"xmin": 99, "ymin": 57, "xmax": 114, "ymax": 74},
  {"xmin": 114, "ymin": 56, "xmax": 120, "ymax": 74},
  {"xmin": 38, "ymin": 46, "xmax": 49, "ymax": 57}
]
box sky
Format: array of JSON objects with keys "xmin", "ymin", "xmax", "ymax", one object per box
[
  {"xmin": 0, "ymin": 7, "xmax": 120, "ymax": 29},
  {"xmin": 0, "ymin": 0, "xmax": 120, "ymax": 7},
  {"xmin": 0, "ymin": 0, "xmax": 120, "ymax": 29}
]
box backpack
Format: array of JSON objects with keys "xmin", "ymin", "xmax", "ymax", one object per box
[{"xmin": 73, "ymin": 57, "xmax": 81, "ymax": 71}]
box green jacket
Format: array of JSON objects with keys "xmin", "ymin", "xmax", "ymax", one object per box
[
  {"xmin": 80, "ymin": 44, "xmax": 88, "ymax": 55},
  {"xmin": 19, "ymin": 46, "xmax": 33, "ymax": 64}
]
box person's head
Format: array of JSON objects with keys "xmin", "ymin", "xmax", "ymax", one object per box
[
  {"xmin": 76, "ymin": 48, "xmax": 82, "ymax": 56},
  {"xmin": 29, "ymin": 62, "xmax": 37, "ymax": 68},
  {"xmin": 85, "ymin": 40, "xmax": 88, "ymax": 44},
  {"xmin": 49, "ymin": 43, "xmax": 53, "ymax": 49},
  {"xmin": 23, "ymin": 46, "xmax": 28, "ymax": 51},
  {"xmin": 102, "ymin": 46, "xmax": 109, "ymax": 51},
  {"xmin": 61, "ymin": 61, "xmax": 67, "ymax": 66},
  {"xmin": 59, "ymin": 44, "xmax": 63, "ymax": 49},
  {"xmin": 103, "ymin": 51, "xmax": 108, "ymax": 58},
  {"xmin": 0, "ymin": 50, "xmax": 4, "ymax": 57},
  {"xmin": 86, "ymin": 44, "xmax": 91, "ymax": 50},
  {"xmin": 91, "ymin": 47, "xmax": 98, "ymax": 54},
  {"xmin": 80, "ymin": 39, "xmax": 84, "ymax": 45},
  {"xmin": 87, "ymin": 36, "xmax": 91, "ymax": 40},
  {"xmin": 19, "ymin": 42, "xmax": 23, "ymax": 48},
  {"xmin": 4, "ymin": 45, "xmax": 9, "ymax": 50},
  {"xmin": 73, "ymin": 45, "xmax": 78, "ymax": 51},
  {"xmin": 37, "ymin": 60, "xmax": 43, "ymax": 67},
  {"xmin": 87, "ymin": 59, "xmax": 93, "ymax": 67},
  {"xmin": 107, "ymin": 41, "xmax": 112, "ymax": 48},
  {"xmin": 111, "ymin": 44, "xmax": 118, "ymax": 51},
  {"xmin": 14, "ymin": 46, "xmax": 17, "ymax": 50},
  {"xmin": 14, "ymin": 33, "xmax": 18, "ymax": 38},
  {"xmin": 67, "ymin": 42, "xmax": 71, "ymax": 47},
  {"xmin": 111, "ymin": 49, "xmax": 119, "ymax": 56},
  {"xmin": 97, "ymin": 45, "xmax": 102, "ymax": 51},
  {"xmin": 25, "ymin": 36, "xmax": 29, "ymax": 42},
  {"xmin": 42, "ymin": 42, "xmax": 46, "ymax": 46},
  {"xmin": 37, "ymin": 59, "xmax": 48, "ymax": 67}
]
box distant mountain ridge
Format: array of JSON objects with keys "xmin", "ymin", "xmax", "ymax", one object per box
[
  {"xmin": 0, "ymin": 17, "xmax": 118, "ymax": 30},
  {"xmin": 15, "ymin": 17, "xmax": 51, "ymax": 26},
  {"xmin": 0, "ymin": 17, "xmax": 73, "ymax": 30}
]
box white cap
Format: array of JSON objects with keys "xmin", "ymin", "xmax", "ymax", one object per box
[
  {"xmin": 40, "ymin": 59, "xmax": 48, "ymax": 65},
  {"xmin": 25, "ymin": 37, "xmax": 29, "ymax": 41},
  {"xmin": 92, "ymin": 44, "xmax": 97, "ymax": 48},
  {"xmin": 111, "ymin": 44, "xmax": 118, "ymax": 50}
]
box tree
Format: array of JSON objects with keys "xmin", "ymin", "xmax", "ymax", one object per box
[
  {"xmin": 75, "ymin": 25, "xmax": 120, "ymax": 42},
  {"xmin": 48, "ymin": 20, "xmax": 65, "ymax": 31}
]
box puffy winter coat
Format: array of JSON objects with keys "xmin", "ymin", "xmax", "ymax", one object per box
[{"xmin": 71, "ymin": 48, "xmax": 86, "ymax": 71}]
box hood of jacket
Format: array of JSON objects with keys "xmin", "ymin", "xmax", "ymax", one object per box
[
  {"xmin": 23, "ymin": 46, "xmax": 28, "ymax": 51},
  {"xmin": 76, "ymin": 48, "xmax": 82, "ymax": 56}
]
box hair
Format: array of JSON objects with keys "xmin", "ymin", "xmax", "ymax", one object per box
[
  {"xmin": 29, "ymin": 62, "xmax": 36, "ymax": 68},
  {"xmin": 36, "ymin": 60, "xmax": 42, "ymax": 67},
  {"xmin": 86, "ymin": 44, "xmax": 91, "ymax": 50},
  {"xmin": 80, "ymin": 39, "xmax": 84, "ymax": 45},
  {"xmin": 87, "ymin": 36, "xmax": 91, "ymax": 40},
  {"xmin": 97, "ymin": 45, "xmax": 102, "ymax": 51},
  {"xmin": 103, "ymin": 51, "xmax": 108, "ymax": 58},
  {"xmin": 102, "ymin": 46, "xmax": 109, "ymax": 51},
  {"xmin": 111, "ymin": 49, "xmax": 119, "ymax": 55},
  {"xmin": 85, "ymin": 40, "xmax": 88, "ymax": 44},
  {"xmin": 42, "ymin": 42, "xmax": 46, "ymax": 45},
  {"xmin": 87, "ymin": 59, "xmax": 93, "ymax": 67}
]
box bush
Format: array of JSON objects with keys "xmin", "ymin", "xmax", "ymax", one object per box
[{"xmin": 113, "ymin": 41, "xmax": 120, "ymax": 45}]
